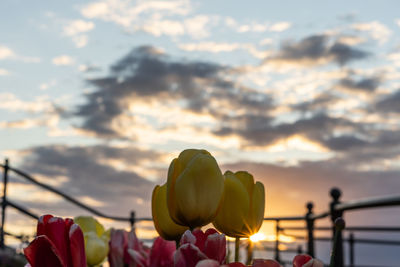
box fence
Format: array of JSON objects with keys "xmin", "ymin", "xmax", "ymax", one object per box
[{"xmin": 1, "ymin": 158, "xmax": 400, "ymax": 266}]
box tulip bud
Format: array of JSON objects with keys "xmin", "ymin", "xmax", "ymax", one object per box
[
  {"xmin": 152, "ymin": 183, "xmax": 188, "ymax": 240},
  {"xmin": 84, "ymin": 232, "xmax": 109, "ymax": 266},
  {"xmin": 213, "ymin": 171, "xmax": 265, "ymax": 238},
  {"xmin": 74, "ymin": 216, "xmax": 109, "ymax": 266},
  {"xmin": 166, "ymin": 149, "xmax": 224, "ymax": 228}
]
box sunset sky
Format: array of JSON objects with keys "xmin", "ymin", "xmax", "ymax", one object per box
[{"xmin": 1, "ymin": 0, "xmax": 400, "ymax": 264}]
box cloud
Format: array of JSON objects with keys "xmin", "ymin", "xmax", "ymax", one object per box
[
  {"xmin": 52, "ymin": 55, "xmax": 75, "ymax": 66},
  {"xmin": 267, "ymin": 34, "xmax": 369, "ymax": 66},
  {"xmin": 76, "ymin": 45, "xmax": 273, "ymax": 137},
  {"xmin": 178, "ymin": 42, "xmax": 270, "ymax": 58},
  {"xmin": 0, "ymin": 45, "xmax": 14, "ymax": 59},
  {"xmin": 0, "ymin": 45, "xmax": 40, "ymax": 63},
  {"xmin": 214, "ymin": 113, "xmax": 361, "ymax": 150},
  {"xmin": 269, "ymin": 22, "xmax": 291, "ymax": 32},
  {"xmin": 15, "ymin": 145, "xmax": 164, "ymax": 216},
  {"xmin": 337, "ymin": 75, "xmax": 381, "ymax": 92},
  {"xmin": 226, "ymin": 19, "xmax": 292, "ymax": 33},
  {"xmin": 81, "ymin": 0, "xmax": 191, "ymax": 29},
  {"xmin": 351, "ymin": 21, "xmax": 391, "ymax": 45},
  {"xmin": 375, "ymin": 90, "xmax": 400, "ymax": 113},
  {"xmin": 223, "ymin": 160, "xmax": 400, "ymax": 218},
  {"xmin": 292, "ymin": 93, "xmax": 338, "ymax": 113},
  {"xmin": 63, "ymin": 20, "xmax": 95, "ymax": 36},
  {"xmin": 0, "ymin": 68, "xmax": 10, "ymax": 76},
  {"xmin": 78, "ymin": 64, "xmax": 101, "ymax": 72}
]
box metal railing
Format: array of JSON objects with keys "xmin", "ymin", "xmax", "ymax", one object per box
[{"xmin": 1, "ymin": 158, "xmax": 400, "ymax": 266}]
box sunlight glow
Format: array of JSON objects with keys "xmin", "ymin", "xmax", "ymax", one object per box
[{"xmin": 250, "ymin": 232, "xmax": 267, "ymax": 242}]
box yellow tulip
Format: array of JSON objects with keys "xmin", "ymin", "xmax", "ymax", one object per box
[
  {"xmin": 213, "ymin": 170, "xmax": 265, "ymax": 238},
  {"xmin": 166, "ymin": 149, "xmax": 224, "ymax": 228},
  {"xmin": 152, "ymin": 183, "xmax": 189, "ymax": 240},
  {"xmin": 74, "ymin": 216, "xmax": 109, "ymax": 266}
]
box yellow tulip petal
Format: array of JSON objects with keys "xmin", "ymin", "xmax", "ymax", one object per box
[
  {"xmin": 178, "ymin": 149, "xmax": 210, "ymax": 168},
  {"xmin": 167, "ymin": 158, "xmax": 180, "ymax": 224},
  {"xmin": 74, "ymin": 216, "xmax": 104, "ymax": 237},
  {"xmin": 235, "ymin": 171, "xmax": 255, "ymax": 196},
  {"xmin": 174, "ymin": 153, "xmax": 224, "ymax": 228},
  {"xmin": 247, "ymin": 181, "xmax": 265, "ymax": 235},
  {"xmin": 152, "ymin": 184, "xmax": 188, "ymax": 240},
  {"xmin": 84, "ymin": 231, "xmax": 108, "ymax": 266},
  {"xmin": 213, "ymin": 175, "xmax": 250, "ymax": 237}
]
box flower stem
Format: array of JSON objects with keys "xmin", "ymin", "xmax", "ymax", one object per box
[
  {"xmin": 246, "ymin": 239, "xmax": 253, "ymax": 265},
  {"xmin": 235, "ymin": 237, "xmax": 240, "ymax": 262}
]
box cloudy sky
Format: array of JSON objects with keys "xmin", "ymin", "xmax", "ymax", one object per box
[{"xmin": 1, "ymin": 0, "xmax": 400, "ymax": 264}]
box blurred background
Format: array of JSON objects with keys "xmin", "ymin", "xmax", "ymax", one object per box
[{"xmin": 1, "ymin": 0, "xmax": 400, "ymax": 265}]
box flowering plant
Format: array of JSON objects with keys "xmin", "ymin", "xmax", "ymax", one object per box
[{"xmin": 23, "ymin": 149, "xmax": 331, "ymax": 267}]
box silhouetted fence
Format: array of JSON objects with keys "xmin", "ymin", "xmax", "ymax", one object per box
[{"xmin": 1, "ymin": 158, "xmax": 400, "ymax": 266}]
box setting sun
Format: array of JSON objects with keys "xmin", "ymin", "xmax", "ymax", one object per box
[{"xmin": 250, "ymin": 232, "xmax": 267, "ymax": 242}]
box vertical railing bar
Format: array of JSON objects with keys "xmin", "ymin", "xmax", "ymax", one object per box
[
  {"xmin": 330, "ymin": 188, "xmax": 344, "ymax": 267},
  {"xmin": 349, "ymin": 232, "xmax": 354, "ymax": 267},
  {"xmin": 306, "ymin": 202, "xmax": 315, "ymax": 257},
  {"xmin": 274, "ymin": 219, "xmax": 280, "ymax": 262},
  {"xmin": 0, "ymin": 158, "xmax": 9, "ymax": 249}
]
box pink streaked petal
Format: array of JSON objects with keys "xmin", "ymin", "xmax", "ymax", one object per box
[
  {"xmin": 180, "ymin": 230, "xmax": 197, "ymax": 246},
  {"xmin": 149, "ymin": 237, "xmax": 175, "ymax": 267},
  {"xmin": 195, "ymin": 259, "xmax": 220, "ymax": 267},
  {"xmin": 128, "ymin": 229, "xmax": 143, "ymax": 252},
  {"xmin": 24, "ymin": 235, "xmax": 65, "ymax": 267},
  {"xmin": 253, "ymin": 259, "xmax": 283, "ymax": 267},
  {"xmin": 293, "ymin": 254, "xmax": 313, "ymax": 267},
  {"xmin": 203, "ymin": 233, "xmax": 226, "ymax": 264},
  {"xmin": 174, "ymin": 243, "xmax": 208, "ymax": 267},
  {"xmin": 69, "ymin": 224, "xmax": 87, "ymax": 267},
  {"xmin": 109, "ymin": 229, "xmax": 127, "ymax": 267},
  {"xmin": 36, "ymin": 214, "xmax": 53, "ymax": 236},
  {"xmin": 303, "ymin": 258, "xmax": 324, "ymax": 267},
  {"xmin": 127, "ymin": 249, "xmax": 148, "ymax": 267}
]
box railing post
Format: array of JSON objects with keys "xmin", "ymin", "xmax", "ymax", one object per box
[
  {"xmin": 306, "ymin": 202, "xmax": 315, "ymax": 257},
  {"xmin": 274, "ymin": 220, "xmax": 280, "ymax": 262},
  {"xmin": 0, "ymin": 158, "xmax": 9, "ymax": 249},
  {"xmin": 330, "ymin": 188, "xmax": 343, "ymax": 267},
  {"xmin": 297, "ymin": 245, "xmax": 303, "ymax": 254},
  {"xmin": 349, "ymin": 233, "xmax": 354, "ymax": 267},
  {"xmin": 129, "ymin": 211, "xmax": 136, "ymax": 231}
]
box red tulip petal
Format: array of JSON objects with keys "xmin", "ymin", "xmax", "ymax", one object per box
[
  {"xmin": 109, "ymin": 229, "xmax": 127, "ymax": 267},
  {"xmin": 24, "ymin": 235, "xmax": 65, "ymax": 267},
  {"xmin": 293, "ymin": 254, "xmax": 312, "ymax": 267},
  {"xmin": 253, "ymin": 259, "xmax": 282, "ymax": 267},
  {"xmin": 43, "ymin": 217, "xmax": 70, "ymax": 265},
  {"xmin": 174, "ymin": 243, "xmax": 208, "ymax": 267},
  {"xmin": 127, "ymin": 249, "xmax": 148, "ymax": 267},
  {"xmin": 149, "ymin": 237, "xmax": 175, "ymax": 267},
  {"xmin": 204, "ymin": 228, "xmax": 218, "ymax": 236},
  {"xmin": 192, "ymin": 229, "xmax": 207, "ymax": 252},
  {"xmin": 203, "ymin": 232, "xmax": 226, "ymax": 264},
  {"xmin": 37, "ymin": 214, "xmax": 53, "ymax": 236},
  {"xmin": 195, "ymin": 259, "xmax": 220, "ymax": 267},
  {"xmin": 69, "ymin": 224, "xmax": 87, "ymax": 267}
]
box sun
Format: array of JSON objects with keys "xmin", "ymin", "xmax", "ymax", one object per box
[{"xmin": 249, "ymin": 232, "xmax": 266, "ymax": 242}]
